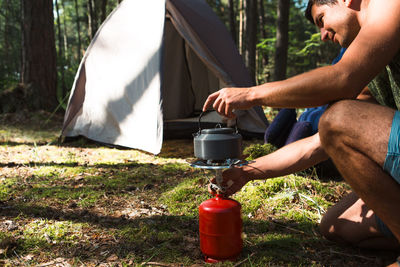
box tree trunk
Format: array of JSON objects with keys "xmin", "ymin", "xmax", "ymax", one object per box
[
  {"xmin": 273, "ymin": 0, "xmax": 290, "ymax": 81},
  {"xmin": 228, "ymin": 0, "xmax": 237, "ymax": 45},
  {"xmin": 238, "ymin": 0, "xmax": 244, "ymax": 55},
  {"xmin": 4, "ymin": 0, "xmax": 11, "ymax": 79},
  {"xmin": 100, "ymin": 0, "xmax": 108, "ymax": 23},
  {"xmin": 61, "ymin": 0, "xmax": 69, "ymax": 60},
  {"xmin": 21, "ymin": 0, "xmax": 57, "ymax": 111},
  {"xmin": 259, "ymin": 0, "xmax": 269, "ymax": 66},
  {"xmin": 244, "ymin": 0, "xmax": 257, "ymax": 83},
  {"xmin": 74, "ymin": 0, "xmax": 82, "ymax": 60},
  {"xmin": 55, "ymin": 0, "xmax": 66, "ymax": 96},
  {"xmin": 87, "ymin": 0, "xmax": 97, "ymax": 39}
]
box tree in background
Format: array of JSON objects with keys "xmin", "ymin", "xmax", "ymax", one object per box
[
  {"xmin": 244, "ymin": 0, "xmax": 258, "ymax": 83},
  {"xmin": 21, "ymin": 0, "xmax": 57, "ymax": 111},
  {"xmin": 0, "ymin": 0, "xmax": 339, "ymax": 113},
  {"xmin": 55, "ymin": 0, "xmax": 67, "ymax": 97},
  {"xmin": 273, "ymin": 0, "xmax": 290, "ymax": 81},
  {"xmin": 256, "ymin": 0, "xmax": 339, "ymax": 83},
  {"xmin": 227, "ymin": 0, "xmax": 237, "ymax": 44},
  {"xmin": 88, "ymin": 0, "xmax": 111, "ymax": 39},
  {"xmin": 258, "ymin": 0, "xmax": 270, "ymax": 70},
  {"xmin": 0, "ymin": 0, "xmax": 21, "ymax": 90}
]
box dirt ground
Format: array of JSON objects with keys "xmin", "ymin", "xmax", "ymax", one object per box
[{"xmin": 0, "ymin": 111, "xmax": 398, "ymax": 266}]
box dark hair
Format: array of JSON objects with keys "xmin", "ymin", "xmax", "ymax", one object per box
[{"xmin": 305, "ymin": 0, "xmax": 338, "ymax": 24}]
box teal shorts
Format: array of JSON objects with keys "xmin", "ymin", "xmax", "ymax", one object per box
[
  {"xmin": 376, "ymin": 110, "xmax": 400, "ymax": 238},
  {"xmin": 383, "ymin": 110, "xmax": 400, "ymax": 184}
]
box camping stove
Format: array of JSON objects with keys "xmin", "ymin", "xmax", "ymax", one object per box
[
  {"xmin": 189, "ymin": 113, "xmax": 245, "ymax": 262},
  {"xmin": 189, "ymin": 158, "xmax": 246, "ymax": 263},
  {"xmin": 189, "ymin": 158, "xmax": 247, "ymax": 193},
  {"xmin": 191, "ymin": 111, "xmax": 245, "ymax": 193}
]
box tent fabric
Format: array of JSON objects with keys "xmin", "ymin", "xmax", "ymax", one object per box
[
  {"xmin": 62, "ymin": 0, "xmax": 165, "ymax": 154},
  {"xmin": 161, "ymin": 18, "xmax": 221, "ymax": 120},
  {"xmin": 166, "ymin": 0, "xmax": 253, "ymax": 87},
  {"xmin": 62, "ymin": 0, "xmax": 268, "ymax": 155}
]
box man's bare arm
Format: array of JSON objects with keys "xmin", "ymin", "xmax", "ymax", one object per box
[
  {"xmin": 216, "ymin": 133, "xmax": 328, "ymax": 196},
  {"xmin": 204, "ymin": 0, "xmax": 400, "ymax": 118},
  {"xmin": 242, "ymin": 133, "xmax": 327, "ymax": 180}
]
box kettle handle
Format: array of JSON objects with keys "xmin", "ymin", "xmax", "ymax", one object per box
[{"xmin": 198, "ymin": 111, "xmax": 238, "ymax": 133}]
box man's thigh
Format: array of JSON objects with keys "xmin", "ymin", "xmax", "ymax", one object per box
[{"xmin": 322, "ymin": 100, "xmax": 395, "ymax": 167}]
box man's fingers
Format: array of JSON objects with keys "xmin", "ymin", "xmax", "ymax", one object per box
[
  {"xmin": 203, "ymin": 91, "xmax": 220, "ymax": 112},
  {"xmin": 213, "ymin": 97, "xmax": 234, "ymax": 118},
  {"xmin": 216, "ymin": 100, "xmax": 226, "ymax": 116},
  {"xmin": 203, "ymin": 89, "xmax": 236, "ymax": 118},
  {"xmin": 213, "ymin": 96, "xmax": 222, "ymax": 112},
  {"xmin": 225, "ymin": 104, "xmax": 236, "ymax": 119}
]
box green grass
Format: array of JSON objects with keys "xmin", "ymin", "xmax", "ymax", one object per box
[
  {"xmin": 160, "ymin": 174, "xmax": 210, "ymax": 216},
  {"xmin": 0, "ymin": 177, "xmax": 18, "ymax": 201},
  {"xmin": 235, "ymin": 175, "xmax": 341, "ymax": 219},
  {"xmin": 114, "ymin": 215, "xmax": 199, "ymax": 264},
  {"xmin": 21, "ymin": 219, "xmax": 83, "ymax": 250},
  {"xmin": 243, "ymin": 143, "xmax": 277, "ymax": 160},
  {"xmin": 0, "ymin": 112, "xmax": 396, "ymax": 266},
  {"xmin": 24, "ymin": 185, "xmax": 104, "ymax": 208}
]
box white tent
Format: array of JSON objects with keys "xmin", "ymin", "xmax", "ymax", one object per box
[{"xmin": 61, "ymin": 0, "xmax": 269, "ymax": 154}]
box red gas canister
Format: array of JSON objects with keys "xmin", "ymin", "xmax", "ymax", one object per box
[{"xmin": 199, "ymin": 194, "xmax": 243, "ymax": 262}]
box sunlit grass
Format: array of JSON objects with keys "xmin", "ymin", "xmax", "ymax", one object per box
[
  {"xmin": 160, "ymin": 175, "xmax": 210, "ymax": 216},
  {"xmin": 0, "ymin": 177, "xmax": 18, "ymax": 201},
  {"xmin": 0, "ymin": 112, "xmax": 390, "ymax": 266},
  {"xmin": 17, "ymin": 219, "xmax": 84, "ymax": 257},
  {"xmin": 236, "ymin": 175, "xmax": 348, "ymax": 222},
  {"xmin": 33, "ymin": 166, "xmax": 89, "ymax": 178}
]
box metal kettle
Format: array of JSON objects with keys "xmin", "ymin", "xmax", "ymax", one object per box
[{"xmin": 193, "ymin": 112, "xmax": 242, "ymax": 161}]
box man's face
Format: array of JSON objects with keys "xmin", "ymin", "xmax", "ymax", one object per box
[{"xmin": 311, "ymin": 1, "xmax": 360, "ymax": 48}]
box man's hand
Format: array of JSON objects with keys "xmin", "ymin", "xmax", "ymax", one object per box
[
  {"xmin": 208, "ymin": 167, "xmax": 250, "ymax": 196},
  {"xmin": 202, "ymin": 87, "xmax": 254, "ymax": 118}
]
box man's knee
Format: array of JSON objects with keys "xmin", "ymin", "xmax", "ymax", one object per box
[
  {"xmin": 319, "ymin": 211, "xmax": 343, "ymax": 242},
  {"xmin": 319, "ymin": 211, "xmax": 359, "ymax": 244},
  {"xmin": 319, "ymin": 192, "xmax": 360, "ymax": 243},
  {"xmin": 319, "ymin": 100, "xmax": 356, "ymax": 148}
]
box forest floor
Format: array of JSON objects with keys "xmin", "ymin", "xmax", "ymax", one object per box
[{"xmin": 0, "ymin": 111, "xmax": 398, "ymax": 266}]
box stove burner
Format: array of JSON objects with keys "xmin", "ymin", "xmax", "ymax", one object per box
[{"xmin": 189, "ymin": 158, "xmax": 248, "ymax": 170}]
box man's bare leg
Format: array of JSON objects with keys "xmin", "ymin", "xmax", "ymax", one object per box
[
  {"xmin": 320, "ymin": 191, "xmax": 399, "ymax": 250},
  {"xmin": 319, "ymin": 100, "xmax": 400, "ymax": 247}
]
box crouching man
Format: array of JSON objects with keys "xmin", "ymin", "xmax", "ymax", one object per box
[{"xmin": 203, "ymin": 0, "xmax": 400, "ymax": 265}]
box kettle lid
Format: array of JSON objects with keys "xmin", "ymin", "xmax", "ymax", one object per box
[{"xmin": 200, "ymin": 128, "xmax": 236, "ymax": 135}]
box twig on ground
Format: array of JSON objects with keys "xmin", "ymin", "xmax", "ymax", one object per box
[
  {"xmin": 13, "ymin": 251, "xmax": 30, "ymax": 267},
  {"xmin": 233, "ymin": 252, "xmax": 256, "ymax": 267},
  {"xmin": 271, "ymin": 220, "xmax": 309, "ymax": 236},
  {"xmin": 141, "ymin": 262, "xmax": 176, "ymax": 266},
  {"xmin": 329, "ymin": 248, "xmax": 375, "ymax": 261}
]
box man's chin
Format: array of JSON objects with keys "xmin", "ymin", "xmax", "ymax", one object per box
[
  {"xmin": 340, "ymin": 40, "xmax": 350, "ymax": 48},
  {"xmin": 341, "ymin": 37, "xmax": 356, "ymax": 49}
]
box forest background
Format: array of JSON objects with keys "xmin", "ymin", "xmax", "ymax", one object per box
[
  {"xmin": 0, "ymin": 0, "xmax": 339, "ymax": 113},
  {"xmin": 2, "ymin": 1, "xmax": 400, "ymax": 266}
]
